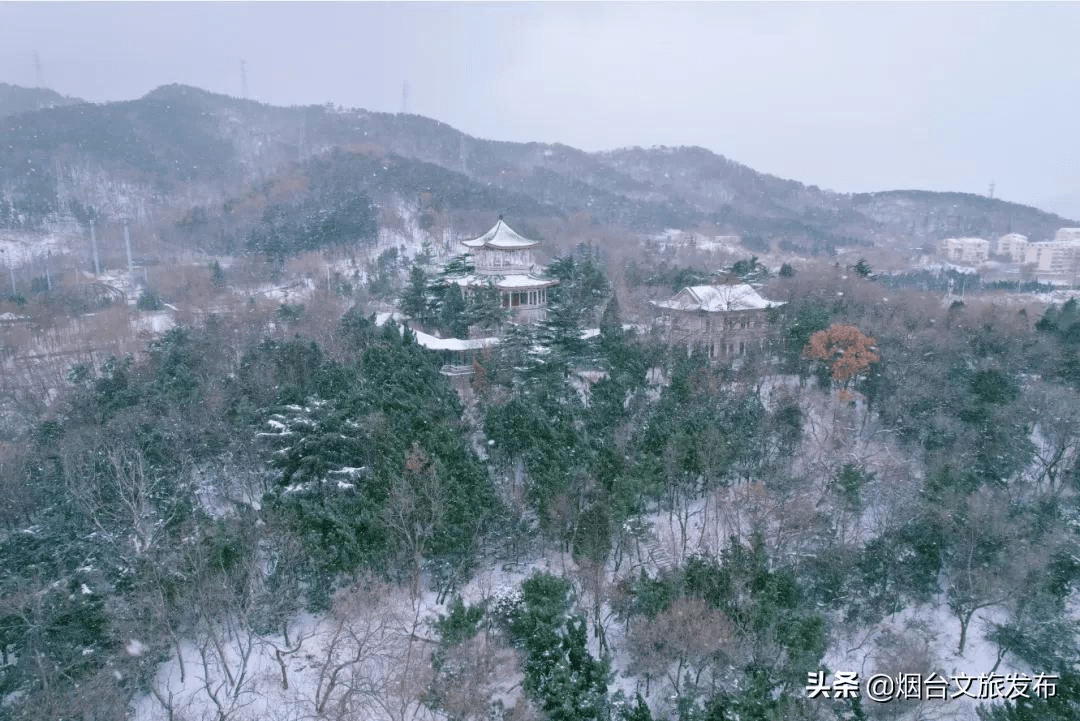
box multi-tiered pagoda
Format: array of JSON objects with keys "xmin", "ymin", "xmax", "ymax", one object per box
[{"xmin": 454, "ymin": 217, "xmax": 558, "ymax": 324}]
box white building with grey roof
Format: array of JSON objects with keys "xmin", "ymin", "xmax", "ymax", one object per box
[{"xmin": 651, "ymin": 283, "xmax": 783, "ymax": 361}]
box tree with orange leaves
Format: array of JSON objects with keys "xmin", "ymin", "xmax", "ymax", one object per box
[{"xmin": 803, "ymin": 324, "xmax": 879, "ymax": 389}]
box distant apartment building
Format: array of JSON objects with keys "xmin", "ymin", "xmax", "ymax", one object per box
[
  {"xmin": 1022, "ymin": 240, "xmax": 1079, "ymax": 273},
  {"xmin": 1054, "ymin": 228, "xmax": 1080, "ymax": 244},
  {"xmin": 941, "ymin": 237, "xmax": 990, "ymax": 264},
  {"xmin": 995, "ymin": 233, "xmax": 1029, "ymax": 262},
  {"xmin": 956, "ymin": 228, "xmax": 1080, "ymax": 274},
  {"xmin": 1005, "ymin": 228, "xmax": 1080, "ymax": 273}
]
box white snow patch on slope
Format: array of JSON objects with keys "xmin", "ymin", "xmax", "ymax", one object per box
[{"xmin": 0, "ymin": 230, "xmax": 72, "ymax": 265}]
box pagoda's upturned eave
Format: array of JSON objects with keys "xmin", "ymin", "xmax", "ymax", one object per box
[
  {"xmin": 460, "ymin": 219, "xmax": 541, "ymax": 249},
  {"xmin": 495, "ymin": 275, "xmax": 558, "ymax": 290},
  {"xmin": 460, "ymin": 238, "xmax": 540, "ymax": 250}
]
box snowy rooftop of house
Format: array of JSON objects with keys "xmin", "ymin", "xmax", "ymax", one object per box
[
  {"xmin": 411, "ymin": 329, "xmax": 500, "ymax": 352},
  {"xmin": 446, "ymin": 274, "xmax": 556, "ymax": 290},
  {"xmin": 651, "ymin": 284, "xmax": 783, "ymax": 312},
  {"xmin": 461, "ymin": 219, "xmax": 540, "ymax": 250}
]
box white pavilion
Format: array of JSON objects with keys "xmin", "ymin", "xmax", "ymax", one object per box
[{"xmin": 454, "ymin": 217, "xmax": 558, "ymax": 324}]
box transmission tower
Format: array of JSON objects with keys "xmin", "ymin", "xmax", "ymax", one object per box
[
  {"xmin": 241, "ymin": 59, "xmax": 248, "ymax": 99},
  {"xmin": 33, "ymin": 51, "xmax": 42, "ymax": 88},
  {"xmin": 89, "ymin": 219, "xmax": 100, "ymax": 276},
  {"xmin": 402, "ymin": 80, "xmax": 409, "ymax": 114},
  {"xmin": 122, "ymin": 218, "xmax": 135, "ymax": 278},
  {"xmin": 988, "ymin": 181, "xmax": 995, "ymax": 200}
]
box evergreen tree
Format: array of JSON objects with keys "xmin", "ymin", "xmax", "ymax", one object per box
[
  {"xmin": 508, "ymin": 573, "xmax": 611, "ymax": 721},
  {"xmin": 466, "ymin": 279, "xmax": 508, "ymax": 333},
  {"xmin": 621, "ymin": 694, "xmax": 655, "ymax": 721},
  {"xmin": 729, "ymin": 256, "xmax": 768, "ymax": 283},
  {"xmin": 600, "ymin": 294, "xmax": 624, "ymax": 342},
  {"xmin": 439, "ymin": 283, "xmax": 469, "ymax": 338},
  {"xmin": 442, "ymin": 253, "xmax": 475, "ymax": 277},
  {"xmin": 549, "ymin": 254, "xmax": 611, "ymax": 321},
  {"xmin": 400, "ymin": 264, "xmax": 430, "ymax": 322},
  {"xmin": 209, "ymin": 259, "xmax": 226, "ymax": 287},
  {"xmin": 490, "ymin": 321, "xmax": 541, "ymax": 386},
  {"xmin": 977, "ymin": 672, "xmax": 1080, "ymax": 721},
  {"xmin": 544, "ymin": 301, "xmax": 586, "ymax": 367}
]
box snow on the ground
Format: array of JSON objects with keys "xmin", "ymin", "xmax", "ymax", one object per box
[
  {"xmin": 0, "ymin": 229, "xmax": 74, "ymax": 265},
  {"xmin": 825, "ymin": 600, "xmax": 1022, "ymax": 721},
  {"xmin": 906, "ymin": 261, "xmax": 981, "ymax": 274},
  {"xmin": 374, "ymin": 310, "xmax": 406, "ymax": 327},
  {"xmin": 130, "ymin": 588, "xmax": 444, "ymax": 721},
  {"xmin": 647, "ymin": 228, "xmax": 748, "ymax": 256},
  {"xmin": 125, "ymin": 374, "xmax": 1058, "ymax": 721},
  {"xmin": 694, "ymin": 237, "xmax": 744, "ymax": 254},
  {"xmin": 131, "ymin": 311, "xmax": 175, "ymax": 335},
  {"xmin": 252, "ymin": 278, "xmax": 316, "ymax": 303},
  {"xmin": 1024, "ymin": 287, "xmax": 1080, "ymax": 305}
]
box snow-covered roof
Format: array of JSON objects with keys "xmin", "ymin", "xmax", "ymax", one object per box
[
  {"xmin": 495, "ymin": 274, "xmax": 557, "ymax": 290},
  {"xmin": 444, "ymin": 273, "xmax": 556, "ymax": 290},
  {"xmin": 411, "ymin": 328, "xmax": 500, "ymax": 352},
  {"xmin": 651, "ymin": 284, "xmax": 783, "ymax": 312},
  {"xmin": 461, "ymin": 219, "xmax": 540, "ymax": 250}
]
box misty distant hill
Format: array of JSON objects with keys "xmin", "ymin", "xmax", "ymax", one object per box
[
  {"xmin": 0, "ymin": 83, "xmax": 82, "ymax": 119},
  {"xmin": 0, "ymin": 82, "xmax": 1074, "ymax": 252},
  {"xmin": 850, "ymin": 190, "xmax": 1073, "ymax": 248}
]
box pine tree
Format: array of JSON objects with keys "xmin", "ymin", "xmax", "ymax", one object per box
[
  {"xmin": 400, "ymin": 264, "xmax": 430, "ymax": 322},
  {"xmin": 621, "ymin": 694, "xmax": 655, "ymax": 721},
  {"xmin": 542, "ymin": 288, "xmax": 587, "ymax": 373},
  {"xmin": 511, "ymin": 574, "xmax": 611, "ymax": 721},
  {"xmin": 600, "ymin": 294, "xmax": 623, "ymax": 341},
  {"xmin": 441, "ymin": 253, "xmax": 474, "ymax": 277},
  {"xmin": 439, "ymin": 283, "xmax": 469, "ymax": 338},
  {"xmin": 467, "ymin": 279, "xmax": 507, "ymax": 333}
]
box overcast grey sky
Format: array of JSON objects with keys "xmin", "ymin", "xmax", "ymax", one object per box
[{"xmin": 1, "ymin": 2, "xmax": 1078, "ymax": 218}]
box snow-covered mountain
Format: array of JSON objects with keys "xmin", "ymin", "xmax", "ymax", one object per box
[{"xmin": 1, "ymin": 83, "xmax": 1074, "ymax": 255}]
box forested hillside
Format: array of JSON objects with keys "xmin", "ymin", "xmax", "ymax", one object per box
[
  {"xmin": 1, "ymin": 84, "xmax": 1074, "ymax": 249},
  {"xmin": 0, "ymin": 83, "xmax": 82, "ymax": 119},
  {"xmin": 2, "ymin": 255, "xmax": 1079, "ymax": 721},
  {"xmin": 1, "ymin": 81, "xmax": 1079, "ymax": 721}
]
